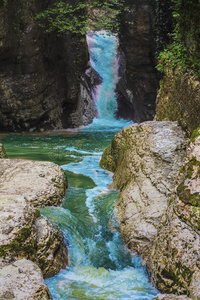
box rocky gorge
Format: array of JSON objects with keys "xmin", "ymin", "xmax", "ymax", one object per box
[{"xmin": 0, "ymin": 0, "xmax": 200, "ymax": 298}]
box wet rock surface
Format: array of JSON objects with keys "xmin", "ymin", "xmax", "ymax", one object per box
[
  {"xmin": 0, "ymin": 259, "xmax": 52, "ymax": 299},
  {"xmin": 100, "ymin": 121, "xmax": 187, "ymax": 260}
]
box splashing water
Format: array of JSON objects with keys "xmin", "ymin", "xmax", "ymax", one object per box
[{"xmin": 2, "ymin": 32, "xmax": 158, "ymax": 299}]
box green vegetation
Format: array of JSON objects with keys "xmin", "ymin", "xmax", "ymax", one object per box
[
  {"xmin": 156, "ymin": 0, "xmax": 200, "ymax": 77},
  {"xmin": 35, "ymin": 0, "xmax": 124, "ymax": 35}
]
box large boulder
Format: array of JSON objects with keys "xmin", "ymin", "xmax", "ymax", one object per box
[
  {"xmin": 0, "ymin": 259, "xmax": 52, "ymax": 299},
  {"xmin": 148, "ymin": 126, "xmax": 200, "ymax": 297},
  {"xmin": 0, "ymin": 159, "xmax": 67, "ymax": 207},
  {"xmin": 0, "ymin": 194, "xmax": 68, "ymax": 278},
  {"xmin": 100, "ymin": 121, "xmax": 187, "ymax": 260},
  {"xmin": 0, "ymin": 159, "xmax": 68, "ymax": 278}
]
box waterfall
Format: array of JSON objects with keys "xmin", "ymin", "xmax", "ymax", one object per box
[
  {"xmin": 86, "ymin": 32, "xmax": 130, "ymax": 128},
  {"xmin": 3, "ymin": 32, "xmax": 159, "ymax": 299}
]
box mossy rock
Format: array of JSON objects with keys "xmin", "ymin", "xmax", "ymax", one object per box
[{"xmin": 100, "ymin": 145, "xmax": 116, "ymax": 172}]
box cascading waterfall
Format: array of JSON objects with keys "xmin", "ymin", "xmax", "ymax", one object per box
[{"xmin": 2, "ymin": 32, "xmax": 158, "ymax": 299}]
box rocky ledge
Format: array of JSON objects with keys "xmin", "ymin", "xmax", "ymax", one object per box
[
  {"xmin": 0, "ymin": 158, "xmax": 69, "ymax": 298},
  {"xmin": 100, "ymin": 121, "xmax": 200, "ymax": 298}
]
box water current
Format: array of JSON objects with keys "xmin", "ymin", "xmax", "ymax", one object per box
[{"xmin": 2, "ymin": 32, "xmax": 158, "ymax": 299}]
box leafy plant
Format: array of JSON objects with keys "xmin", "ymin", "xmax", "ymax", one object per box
[
  {"xmin": 35, "ymin": 0, "xmax": 124, "ymax": 35},
  {"xmin": 156, "ymin": 0, "xmax": 200, "ymax": 78}
]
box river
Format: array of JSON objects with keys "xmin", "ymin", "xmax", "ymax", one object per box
[{"xmin": 2, "ymin": 32, "xmax": 158, "ymax": 299}]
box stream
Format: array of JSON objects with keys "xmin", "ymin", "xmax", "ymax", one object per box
[{"xmin": 2, "ymin": 32, "xmax": 158, "ymax": 299}]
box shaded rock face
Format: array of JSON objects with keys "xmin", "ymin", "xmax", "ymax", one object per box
[
  {"xmin": 148, "ymin": 127, "xmax": 200, "ymax": 298},
  {"xmin": 0, "ymin": 259, "xmax": 52, "ymax": 299},
  {"xmin": 154, "ymin": 70, "xmax": 200, "ymax": 136},
  {"xmin": 100, "ymin": 121, "xmax": 187, "ymax": 259},
  {"xmin": 0, "ymin": 159, "xmax": 68, "ymax": 278},
  {"xmin": 0, "ymin": 0, "xmax": 96, "ymax": 132},
  {"xmin": 116, "ymin": 0, "xmax": 159, "ymax": 122}
]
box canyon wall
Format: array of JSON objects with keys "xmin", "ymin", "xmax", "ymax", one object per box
[
  {"xmin": 116, "ymin": 0, "xmax": 159, "ymax": 122},
  {"xmin": 0, "ymin": 0, "xmax": 96, "ymax": 132}
]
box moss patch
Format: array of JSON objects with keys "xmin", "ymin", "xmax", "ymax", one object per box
[{"xmin": 190, "ymin": 126, "xmax": 200, "ymax": 143}]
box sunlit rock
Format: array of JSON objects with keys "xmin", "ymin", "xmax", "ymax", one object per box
[
  {"xmin": 0, "ymin": 159, "xmax": 67, "ymax": 207},
  {"xmin": 100, "ymin": 121, "xmax": 187, "ymax": 260},
  {"xmin": 149, "ymin": 127, "xmax": 200, "ymax": 297},
  {"xmin": 0, "ymin": 259, "xmax": 52, "ymax": 299}
]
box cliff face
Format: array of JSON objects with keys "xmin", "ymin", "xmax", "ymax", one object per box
[
  {"xmin": 0, "ymin": 0, "xmax": 96, "ymax": 132},
  {"xmin": 154, "ymin": 70, "xmax": 200, "ymax": 136},
  {"xmin": 116, "ymin": 0, "xmax": 159, "ymax": 122}
]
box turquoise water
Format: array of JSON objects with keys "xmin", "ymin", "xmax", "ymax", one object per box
[{"xmin": 2, "ymin": 33, "xmax": 158, "ymax": 299}]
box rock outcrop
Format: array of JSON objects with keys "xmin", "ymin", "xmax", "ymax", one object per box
[
  {"xmin": 154, "ymin": 70, "xmax": 200, "ymax": 135},
  {"xmin": 148, "ymin": 126, "xmax": 200, "ymax": 297},
  {"xmin": 0, "ymin": 0, "xmax": 96, "ymax": 132},
  {"xmin": 101, "ymin": 121, "xmax": 200, "ymax": 298},
  {"xmin": 0, "ymin": 259, "xmax": 52, "ymax": 299},
  {"xmin": 0, "ymin": 159, "xmax": 68, "ymax": 278},
  {"xmin": 116, "ymin": 0, "xmax": 159, "ymax": 122},
  {"xmin": 100, "ymin": 121, "xmax": 187, "ymax": 259}
]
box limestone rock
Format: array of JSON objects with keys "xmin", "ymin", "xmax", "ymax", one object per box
[
  {"xmin": 0, "ymin": 193, "xmax": 68, "ymax": 277},
  {"xmin": 0, "ymin": 159, "xmax": 67, "ymax": 207},
  {"xmin": 35, "ymin": 217, "xmax": 68, "ymax": 278},
  {"xmin": 0, "ymin": 144, "xmax": 6, "ymax": 158},
  {"xmin": 0, "ymin": 159, "xmax": 68, "ymax": 277},
  {"xmin": 0, "ymin": 259, "xmax": 52, "ymax": 299},
  {"xmin": 0, "ymin": 194, "xmax": 39, "ymax": 263},
  {"xmin": 148, "ymin": 127, "xmax": 200, "ymax": 297},
  {"xmin": 100, "ymin": 121, "xmax": 187, "ymax": 259}
]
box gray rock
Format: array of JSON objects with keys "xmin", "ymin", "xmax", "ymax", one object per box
[
  {"xmin": 35, "ymin": 217, "xmax": 68, "ymax": 278},
  {"xmin": 100, "ymin": 121, "xmax": 187, "ymax": 259},
  {"xmin": 149, "ymin": 127, "xmax": 200, "ymax": 297},
  {"xmin": 0, "ymin": 159, "xmax": 68, "ymax": 277},
  {"xmin": 0, "ymin": 159, "xmax": 67, "ymax": 207},
  {"xmin": 0, "ymin": 259, "xmax": 52, "ymax": 299}
]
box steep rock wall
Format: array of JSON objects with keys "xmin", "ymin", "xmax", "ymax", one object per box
[
  {"xmin": 154, "ymin": 70, "xmax": 200, "ymax": 136},
  {"xmin": 0, "ymin": 0, "xmax": 96, "ymax": 132},
  {"xmin": 116, "ymin": 0, "xmax": 159, "ymax": 122}
]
